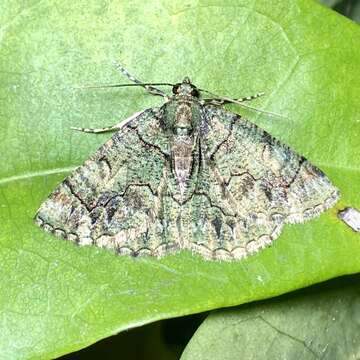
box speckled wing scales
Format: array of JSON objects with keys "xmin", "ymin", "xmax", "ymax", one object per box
[
  {"xmin": 188, "ymin": 106, "xmax": 340, "ymax": 260},
  {"xmin": 35, "ymin": 109, "xmax": 179, "ymax": 256},
  {"xmin": 35, "ymin": 72, "xmax": 340, "ymax": 262}
]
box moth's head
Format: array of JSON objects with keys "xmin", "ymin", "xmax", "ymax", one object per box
[{"xmin": 172, "ymin": 77, "xmax": 200, "ymax": 98}]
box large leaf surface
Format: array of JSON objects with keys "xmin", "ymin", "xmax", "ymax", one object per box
[
  {"xmin": 181, "ymin": 275, "xmax": 360, "ymax": 360},
  {"xmin": 0, "ymin": 0, "xmax": 359, "ymax": 358}
]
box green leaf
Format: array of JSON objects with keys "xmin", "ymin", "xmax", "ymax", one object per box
[
  {"xmin": 181, "ymin": 275, "xmax": 360, "ymax": 360},
  {"xmin": 0, "ymin": 0, "xmax": 359, "ymax": 358}
]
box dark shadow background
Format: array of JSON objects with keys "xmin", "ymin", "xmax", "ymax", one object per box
[
  {"xmin": 319, "ymin": 0, "xmax": 360, "ymax": 23},
  {"xmin": 59, "ymin": 313, "xmax": 207, "ymax": 360}
]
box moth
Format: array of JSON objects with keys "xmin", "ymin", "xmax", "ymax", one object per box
[{"xmin": 35, "ymin": 63, "xmax": 340, "ymax": 260}]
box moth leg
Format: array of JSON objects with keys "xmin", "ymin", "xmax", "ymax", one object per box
[
  {"xmin": 113, "ymin": 61, "xmax": 169, "ymax": 99},
  {"xmin": 203, "ymin": 92, "xmax": 265, "ymax": 105},
  {"xmin": 71, "ymin": 110, "xmax": 145, "ymax": 134}
]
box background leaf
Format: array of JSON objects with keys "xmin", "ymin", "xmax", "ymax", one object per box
[
  {"xmin": 181, "ymin": 275, "xmax": 360, "ymax": 360},
  {"xmin": 0, "ymin": 0, "xmax": 359, "ymax": 358}
]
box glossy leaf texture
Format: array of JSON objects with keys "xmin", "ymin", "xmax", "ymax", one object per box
[
  {"xmin": 181, "ymin": 275, "xmax": 360, "ymax": 360},
  {"xmin": 0, "ymin": 0, "xmax": 359, "ymax": 358}
]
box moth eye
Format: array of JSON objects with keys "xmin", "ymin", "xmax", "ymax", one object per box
[
  {"xmin": 172, "ymin": 84, "xmax": 180, "ymax": 94},
  {"xmin": 191, "ymin": 88, "xmax": 200, "ymax": 97}
]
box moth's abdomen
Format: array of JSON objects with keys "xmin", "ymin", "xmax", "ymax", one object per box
[{"xmin": 171, "ymin": 137, "xmax": 194, "ymax": 199}]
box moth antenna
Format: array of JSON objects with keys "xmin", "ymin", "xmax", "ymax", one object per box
[
  {"xmin": 200, "ymin": 88, "xmax": 285, "ymax": 119},
  {"xmin": 73, "ymin": 83, "xmax": 174, "ymax": 90}
]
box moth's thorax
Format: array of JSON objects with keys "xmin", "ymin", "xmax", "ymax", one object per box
[
  {"xmin": 163, "ymin": 98, "xmax": 201, "ymax": 134},
  {"xmin": 173, "ymin": 102, "xmax": 193, "ymax": 135}
]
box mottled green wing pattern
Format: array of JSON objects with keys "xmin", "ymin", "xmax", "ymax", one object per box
[
  {"xmin": 35, "ymin": 109, "xmax": 181, "ymax": 256},
  {"xmin": 35, "ymin": 74, "xmax": 340, "ymax": 261},
  {"xmin": 184, "ymin": 106, "xmax": 339, "ymax": 260}
]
